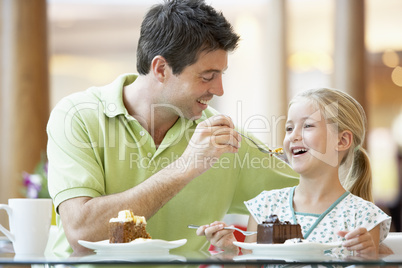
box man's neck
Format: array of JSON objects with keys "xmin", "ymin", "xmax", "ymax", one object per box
[{"xmin": 123, "ymin": 76, "xmax": 178, "ymax": 146}]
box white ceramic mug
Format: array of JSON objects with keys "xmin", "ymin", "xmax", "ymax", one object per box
[{"xmin": 0, "ymin": 198, "xmax": 52, "ymax": 255}]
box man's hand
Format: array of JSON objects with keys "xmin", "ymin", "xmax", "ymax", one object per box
[{"xmin": 181, "ymin": 115, "xmax": 241, "ymax": 177}]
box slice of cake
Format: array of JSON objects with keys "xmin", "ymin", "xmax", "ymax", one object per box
[
  {"xmin": 271, "ymin": 147, "xmax": 284, "ymax": 154},
  {"xmin": 257, "ymin": 214, "xmax": 303, "ymax": 244},
  {"xmin": 109, "ymin": 210, "xmax": 151, "ymax": 243}
]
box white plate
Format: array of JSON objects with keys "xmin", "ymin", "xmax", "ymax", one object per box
[
  {"xmin": 233, "ymin": 241, "xmax": 342, "ymax": 255},
  {"xmin": 233, "ymin": 252, "xmax": 336, "ymax": 262},
  {"xmin": 79, "ymin": 252, "xmax": 187, "ymax": 262},
  {"xmin": 78, "ymin": 238, "xmax": 187, "ymax": 254}
]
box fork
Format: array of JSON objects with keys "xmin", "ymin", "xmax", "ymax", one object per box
[
  {"xmin": 235, "ymin": 131, "xmax": 282, "ymax": 156},
  {"xmin": 187, "ymin": 224, "xmax": 257, "ymax": 236}
]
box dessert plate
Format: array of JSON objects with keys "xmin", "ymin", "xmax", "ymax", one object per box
[
  {"xmin": 233, "ymin": 252, "xmax": 337, "ymax": 262},
  {"xmin": 233, "ymin": 241, "xmax": 342, "ymax": 255},
  {"xmin": 79, "ymin": 252, "xmax": 187, "ymax": 262},
  {"xmin": 78, "ymin": 238, "xmax": 187, "ymax": 254}
]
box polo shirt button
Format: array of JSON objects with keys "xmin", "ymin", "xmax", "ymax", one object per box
[
  {"xmin": 108, "ymin": 103, "xmax": 116, "ymax": 112},
  {"xmin": 147, "ymin": 153, "xmax": 152, "ymax": 158},
  {"xmin": 139, "ymin": 131, "xmax": 145, "ymax": 136}
]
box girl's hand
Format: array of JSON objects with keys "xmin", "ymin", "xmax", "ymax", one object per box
[
  {"xmin": 337, "ymin": 227, "xmax": 378, "ymax": 257},
  {"xmin": 196, "ymin": 221, "xmax": 239, "ymax": 253}
]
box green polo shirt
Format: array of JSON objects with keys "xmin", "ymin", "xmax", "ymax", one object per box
[{"xmin": 47, "ymin": 73, "xmax": 299, "ymax": 256}]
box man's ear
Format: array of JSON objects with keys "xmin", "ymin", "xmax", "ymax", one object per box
[
  {"xmin": 151, "ymin": 55, "xmax": 169, "ymax": 82},
  {"xmin": 337, "ymin": 130, "xmax": 353, "ymax": 152}
]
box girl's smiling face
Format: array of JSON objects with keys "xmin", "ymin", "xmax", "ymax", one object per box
[{"xmin": 284, "ymin": 99, "xmax": 340, "ymax": 177}]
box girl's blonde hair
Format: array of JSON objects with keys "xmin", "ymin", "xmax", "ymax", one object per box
[{"xmin": 290, "ymin": 88, "xmax": 373, "ymax": 202}]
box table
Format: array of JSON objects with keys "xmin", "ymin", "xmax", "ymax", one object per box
[
  {"xmin": 1, "ymin": 239, "xmax": 402, "ymax": 267},
  {"xmin": 1, "ymin": 252, "xmax": 402, "ymax": 267}
]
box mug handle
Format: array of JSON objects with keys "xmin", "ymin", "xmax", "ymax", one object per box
[{"xmin": 0, "ymin": 204, "xmax": 15, "ymax": 242}]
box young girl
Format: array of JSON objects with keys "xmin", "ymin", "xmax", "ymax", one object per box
[{"xmin": 197, "ymin": 88, "xmax": 391, "ymax": 258}]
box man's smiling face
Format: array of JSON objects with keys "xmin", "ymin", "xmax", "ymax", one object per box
[{"xmin": 161, "ymin": 49, "xmax": 228, "ymax": 120}]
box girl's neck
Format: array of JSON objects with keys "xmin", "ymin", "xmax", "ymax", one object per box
[{"xmin": 293, "ymin": 171, "xmax": 346, "ymax": 214}]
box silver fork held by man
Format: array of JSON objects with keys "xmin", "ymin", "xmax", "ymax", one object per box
[
  {"xmin": 235, "ymin": 131, "xmax": 283, "ymax": 156},
  {"xmin": 187, "ymin": 224, "xmax": 257, "ymax": 236}
]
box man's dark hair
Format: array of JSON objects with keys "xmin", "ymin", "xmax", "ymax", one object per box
[{"xmin": 136, "ymin": 0, "xmax": 240, "ymax": 75}]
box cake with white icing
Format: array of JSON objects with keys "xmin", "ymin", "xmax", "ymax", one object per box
[{"xmin": 109, "ymin": 210, "xmax": 151, "ymax": 243}]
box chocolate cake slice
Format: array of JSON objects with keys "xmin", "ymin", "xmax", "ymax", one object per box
[{"xmin": 257, "ymin": 214, "xmax": 303, "ymax": 244}]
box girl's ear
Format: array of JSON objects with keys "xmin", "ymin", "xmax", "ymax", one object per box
[
  {"xmin": 151, "ymin": 55, "xmax": 169, "ymax": 83},
  {"xmin": 337, "ymin": 130, "xmax": 353, "ymax": 152}
]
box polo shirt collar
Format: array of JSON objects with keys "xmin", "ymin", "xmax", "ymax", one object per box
[
  {"xmin": 170, "ymin": 110, "xmax": 208, "ymax": 131},
  {"xmin": 101, "ymin": 73, "xmax": 137, "ymax": 118}
]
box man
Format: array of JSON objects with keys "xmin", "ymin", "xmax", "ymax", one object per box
[{"xmin": 47, "ymin": 0, "xmax": 298, "ymax": 255}]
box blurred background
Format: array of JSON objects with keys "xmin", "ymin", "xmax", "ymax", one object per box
[{"xmin": 1, "ymin": 0, "xmax": 401, "ymax": 231}]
